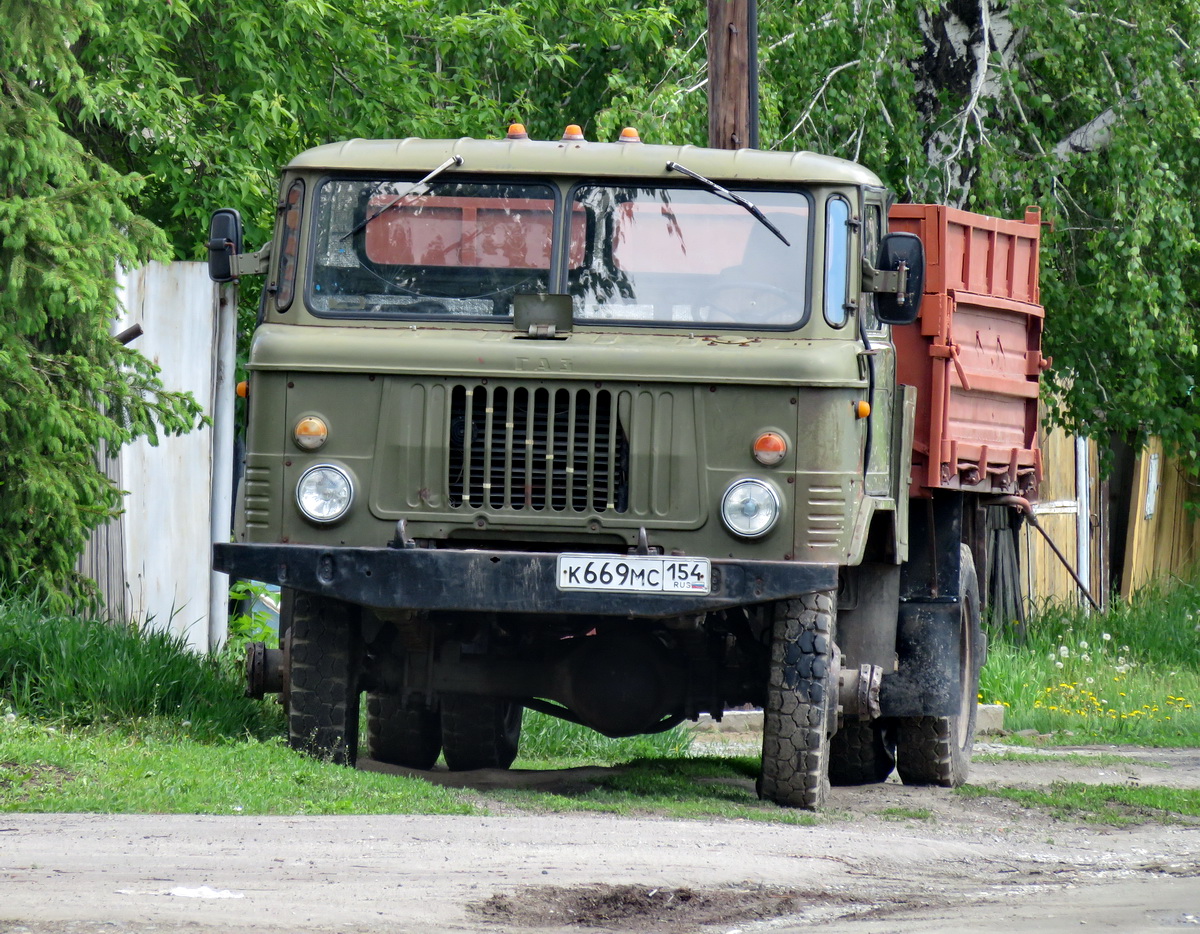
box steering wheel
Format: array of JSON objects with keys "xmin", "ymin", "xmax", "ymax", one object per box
[{"xmin": 702, "ymin": 281, "xmax": 801, "ymax": 325}]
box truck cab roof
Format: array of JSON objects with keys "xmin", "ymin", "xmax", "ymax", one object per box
[{"xmin": 286, "ymin": 135, "xmax": 885, "ymax": 187}]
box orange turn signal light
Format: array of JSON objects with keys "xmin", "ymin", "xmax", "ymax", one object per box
[
  {"xmin": 236, "ymin": 380, "xmax": 248, "ymax": 399},
  {"xmin": 506, "ymin": 123, "xmax": 529, "ymax": 140},
  {"xmin": 562, "ymin": 124, "xmax": 584, "ymax": 141},
  {"xmin": 293, "ymin": 416, "xmax": 329, "ymax": 451},
  {"xmin": 855, "ymin": 400, "xmax": 872, "ymax": 418},
  {"xmin": 752, "ymin": 431, "xmax": 788, "ymax": 466},
  {"xmin": 618, "ymin": 127, "xmax": 642, "ymax": 143}
]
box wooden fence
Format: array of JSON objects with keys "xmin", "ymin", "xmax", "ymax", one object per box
[{"xmin": 1122, "ymin": 439, "xmax": 1200, "ymax": 595}]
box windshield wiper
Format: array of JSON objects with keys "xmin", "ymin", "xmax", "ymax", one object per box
[
  {"xmin": 341, "ymin": 154, "xmax": 464, "ymax": 241},
  {"xmin": 665, "ymin": 161, "xmax": 790, "ymax": 247}
]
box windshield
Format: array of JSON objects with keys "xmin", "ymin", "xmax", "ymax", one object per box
[
  {"xmin": 306, "ymin": 176, "xmax": 811, "ymax": 327},
  {"xmin": 309, "ymin": 178, "xmax": 563, "ymax": 317},
  {"xmin": 569, "ymin": 185, "xmax": 811, "ymax": 328}
]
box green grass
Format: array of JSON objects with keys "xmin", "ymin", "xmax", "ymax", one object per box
[
  {"xmin": 516, "ymin": 710, "xmax": 694, "ymax": 766},
  {"xmin": 979, "ymin": 573, "xmax": 1200, "ymax": 745},
  {"xmin": 973, "ymin": 751, "xmax": 1160, "ymax": 768},
  {"xmin": 0, "ymin": 595, "xmax": 758, "ymax": 818},
  {"xmin": 0, "ymin": 597, "xmax": 282, "ymax": 741},
  {"xmin": 875, "ymin": 806, "xmax": 934, "ymax": 821},
  {"xmin": 482, "ymin": 754, "xmax": 818, "ymax": 825},
  {"xmin": 0, "ymin": 715, "xmax": 477, "ymax": 815},
  {"xmin": 957, "ymin": 781, "xmax": 1200, "ymax": 826}
]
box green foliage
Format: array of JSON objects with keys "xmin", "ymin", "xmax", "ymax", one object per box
[
  {"xmin": 54, "ymin": 0, "xmax": 679, "ymax": 257},
  {"xmin": 0, "ymin": 1, "xmax": 204, "ymax": 602},
  {"xmin": 0, "ymin": 596, "xmax": 281, "ymax": 741}
]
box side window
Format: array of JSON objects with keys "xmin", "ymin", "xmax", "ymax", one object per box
[
  {"xmin": 863, "ymin": 202, "xmax": 883, "ymax": 331},
  {"xmin": 275, "ymin": 179, "xmax": 304, "ymax": 312},
  {"xmin": 824, "ymin": 196, "xmax": 851, "ymax": 327}
]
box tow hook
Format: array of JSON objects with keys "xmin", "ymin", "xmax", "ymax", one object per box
[{"xmin": 245, "ymin": 641, "xmax": 286, "ymax": 699}]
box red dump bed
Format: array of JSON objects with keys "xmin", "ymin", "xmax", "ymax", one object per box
[{"xmin": 888, "ymin": 205, "xmax": 1045, "ymax": 498}]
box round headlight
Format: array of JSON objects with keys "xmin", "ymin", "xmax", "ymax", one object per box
[
  {"xmin": 296, "ymin": 465, "xmax": 353, "ymax": 523},
  {"xmin": 721, "ymin": 479, "xmax": 781, "ymax": 538}
]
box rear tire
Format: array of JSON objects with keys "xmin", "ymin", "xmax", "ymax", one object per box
[
  {"xmin": 758, "ymin": 591, "xmax": 838, "ymax": 809},
  {"xmin": 366, "ymin": 692, "xmax": 442, "ymax": 770},
  {"xmin": 288, "ymin": 594, "xmax": 361, "ymax": 766},
  {"xmin": 440, "ymin": 694, "xmax": 522, "ymax": 771},
  {"xmin": 829, "ymin": 720, "xmax": 895, "ymax": 785},
  {"xmin": 895, "ymin": 544, "xmax": 983, "ymax": 787}
]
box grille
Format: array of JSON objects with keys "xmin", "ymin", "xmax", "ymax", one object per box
[{"xmin": 448, "ymin": 384, "xmax": 628, "ymax": 512}]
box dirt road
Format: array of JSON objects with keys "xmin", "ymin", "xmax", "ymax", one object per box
[{"xmin": 2, "ymin": 745, "xmax": 1198, "ymax": 933}]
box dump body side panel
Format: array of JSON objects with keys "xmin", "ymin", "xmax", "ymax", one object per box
[{"xmin": 889, "ymin": 205, "xmax": 1044, "ymax": 498}]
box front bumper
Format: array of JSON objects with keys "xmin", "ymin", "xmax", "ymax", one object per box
[{"xmin": 213, "ymin": 542, "xmax": 837, "ymax": 618}]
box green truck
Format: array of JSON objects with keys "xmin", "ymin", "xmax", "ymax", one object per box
[{"xmin": 210, "ymin": 125, "xmax": 1044, "ymax": 808}]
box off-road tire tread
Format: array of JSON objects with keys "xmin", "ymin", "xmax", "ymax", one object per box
[
  {"xmin": 367, "ymin": 692, "xmax": 442, "ymax": 770},
  {"xmin": 440, "ymin": 695, "xmax": 522, "ymax": 771},
  {"xmin": 759, "ymin": 591, "xmax": 837, "ymax": 809},
  {"xmin": 287, "ymin": 594, "xmax": 361, "ymax": 766},
  {"xmin": 829, "ymin": 720, "xmax": 895, "ymax": 785}
]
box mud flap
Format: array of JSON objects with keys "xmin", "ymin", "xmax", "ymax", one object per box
[
  {"xmin": 878, "ymin": 600, "xmax": 963, "ymax": 717},
  {"xmin": 879, "ymin": 489, "xmax": 965, "ymax": 718}
]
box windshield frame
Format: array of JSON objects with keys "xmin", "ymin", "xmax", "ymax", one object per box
[
  {"xmin": 304, "ymin": 171, "xmax": 565, "ymax": 322},
  {"xmin": 562, "ymin": 180, "xmax": 815, "ymax": 332},
  {"xmin": 302, "ymin": 171, "xmax": 817, "ymax": 331}
]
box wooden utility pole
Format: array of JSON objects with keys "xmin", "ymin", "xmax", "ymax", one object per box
[{"xmin": 707, "ymin": 0, "xmax": 759, "ymax": 150}]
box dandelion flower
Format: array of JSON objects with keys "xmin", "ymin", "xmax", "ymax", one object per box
[
  {"xmin": 1079, "ymin": 640, "xmax": 1089, "ymax": 650},
  {"xmin": 1055, "ymin": 661, "xmax": 1065, "ymax": 669},
  {"xmin": 1102, "ymin": 633, "xmax": 1111, "ymax": 641},
  {"xmin": 1059, "ymin": 646, "xmax": 1070, "ymax": 658}
]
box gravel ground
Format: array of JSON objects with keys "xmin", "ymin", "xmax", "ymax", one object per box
[{"xmin": 1, "ymin": 744, "xmax": 1198, "ymax": 933}]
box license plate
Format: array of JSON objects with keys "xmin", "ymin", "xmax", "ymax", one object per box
[{"xmin": 556, "ymin": 554, "xmax": 712, "ymax": 595}]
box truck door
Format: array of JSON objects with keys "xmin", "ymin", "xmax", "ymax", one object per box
[{"xmin": 861, "ymin": 192, "xmax": 894, "ymax": 498}]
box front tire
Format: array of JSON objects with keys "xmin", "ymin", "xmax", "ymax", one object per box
[
  {"xmin": 759, "ymin": 591, "xmax": 838, "ymax": 809},
  {"xmin": 895, "ymin": 544, "xmax": 983, "ymax": 787},
  {"xmin": 440, "ymin": 695, "xmax": 522, "ymax": 771},
  {"xmin": 287, "ymin": 594, "xmax": 362, "ymax": 766}
]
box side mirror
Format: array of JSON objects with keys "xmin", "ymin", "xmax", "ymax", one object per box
[
  {"xmin": 872, "ymin": 232, "xmax": 925, "ymax": 325},
  {"xmin": 207, "ymin": 209, "xmax": 244, "ymax": 282}
]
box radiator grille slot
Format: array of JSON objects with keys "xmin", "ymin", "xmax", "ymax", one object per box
[{"xmin": 448, "ymin": 384, "xmax": 628, "ymax": 513}]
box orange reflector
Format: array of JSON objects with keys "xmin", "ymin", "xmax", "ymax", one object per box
[
  {"xmin": 562, "ymin": 124, "xmax": 584, "ymax": 141},
  {"xmin": 753, "ymin": 431, "xmax": 788, "ymax": 466},
  {"xmin": 294, "ymin": 416, "xmax": 329, "ymax": 451},
  {"xmin": 236, "ymin": 380, "xmax": 249, "ymax": 399},
  {"xmin": 856, "ymin": 400, "xmax": 872, "ymax": 418},
  {"xmin": 618, "ymin": 127, "xmax": 642, "ymax": 143},
  {"xmin": 506, "ymin": 123, "xmax": 529, "ymax": 140}
]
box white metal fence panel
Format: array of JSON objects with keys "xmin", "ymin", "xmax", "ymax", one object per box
[{"xmin": 86, "ymin": 260, "xmax": 234, "ymax": 651}]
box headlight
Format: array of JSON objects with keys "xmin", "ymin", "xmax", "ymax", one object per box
[
  {"xmin": 296, "ymin": 465, "xmax": 353, "ymax": 523},
  {"xmin": 720, "ymin": 479, "xmax": 781, "ymax": 538}
]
